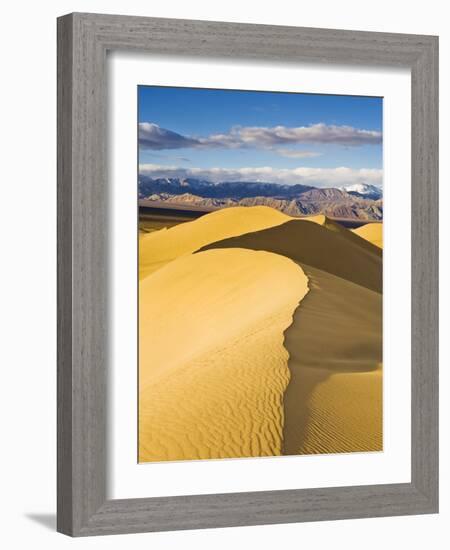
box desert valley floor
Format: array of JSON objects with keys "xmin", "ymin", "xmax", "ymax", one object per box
[{"xmin": 138, "ymin": 206, "xmax": 383, "ymax": 463}]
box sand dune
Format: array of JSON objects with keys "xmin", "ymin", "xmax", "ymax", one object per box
[
  {"xmin": 139, "ymin": 248, "xmax": 309, "ymax": 462},
  {"xmin": 201, "ymin": 220, "xmax": 382, "ymax": 455},
  {"xmin": 352, "ymin": 222, "xmax": 383, "ymax": 248},
  {"xmin": 202, "ymin": 217, "xmax": 382, "ymax": 293},
  {"xmin": 139, "ymin": 206, "xmax": 383, "ymax": 460},
  {"xmin": 305, "ymin": 214, "xmax": 383, "ymax": 256},
  {"xmin": 282, "ymin": 265, "xmax": 382, "ymax": 454},
  {"xmin": 139, "ymin": 205, "xmax": 292, "ymax": 280}
]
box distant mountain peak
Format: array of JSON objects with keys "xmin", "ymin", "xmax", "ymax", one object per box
[
  {"xmin": 341, "ymin": 183, "xmax": 382, "ymax": 200},
  {"xmin": 139, "ymin": 176, "xmax": 383, "ymax": 222}
]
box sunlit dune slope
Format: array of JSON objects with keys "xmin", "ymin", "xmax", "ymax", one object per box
[
  {"xmin": 139, "ymin": 248, "xmax": 309, "ymax": 462},
  {"xmin": 139, "ymin": 205, "xmax": 292, "ymax": 279},
  {"xmin": 352, "ymin": 222, "xmax": 383, "ymax": 248},
  {"xmin": 201, "ymin": 217, "xmax": 382, "ymax": 293},
  {"xmin": 200, "ymin": 220, "xmax": 382, "ymax": 454}
]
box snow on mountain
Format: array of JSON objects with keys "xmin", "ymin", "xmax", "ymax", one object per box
[{"xmin": 341, "ymin": 183, "xmax": 382, "ymax": 199}]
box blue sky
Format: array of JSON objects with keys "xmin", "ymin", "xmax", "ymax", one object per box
[{"xmin": 138, "ymin": 86, "xmax": 383, "ymax": 188}]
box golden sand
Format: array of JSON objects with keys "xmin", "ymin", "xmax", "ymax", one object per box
[
  {"xmin": 282, "ymin": 265, "xmax": 382, "ymax": 454},
  {"xmin": 138, "ymin": 206, "xmax": 383, "ymax": 461},
  {"xmin": 139, "ymin": 248, "xmax": 309, "ymax": 462},
  {"xmin": 352, "ymin": 222, "xmax": 383, "ymax": 248},
  {"xmin": 202, "ymin": 217, "xmax": 382, "ymax": 292},
  {"xmin": 202, "ymin": 215, "xmax": 382, "ymax": 455},
  {"xmin": 139, "ymin": 205, "xmax": 292, "ymax": 279}
]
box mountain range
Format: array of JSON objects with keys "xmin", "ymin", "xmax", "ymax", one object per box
[{"xmin": 139, "ymin": 176, "xmax": 383, "ymax": 221}]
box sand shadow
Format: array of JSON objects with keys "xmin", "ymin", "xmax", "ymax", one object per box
[
  {"xmin": 282, "ymin": 264, "xmax": 382, "ymax": 455},
  {"xmin": 199, "ymin": 220, "xmax": 383, "ymax": 455}
]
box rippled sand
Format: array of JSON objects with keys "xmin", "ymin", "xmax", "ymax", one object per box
[
  {"xmin": 139, "ymin": 248, "xmax": 308, "ymax": 462},
  {"xmin": 139, "ymin": 206, "xmax": 383, "ymax": 461},
  {"xmin": 202, "ymin": 216, "xmax": 383, "ymax": 455}
]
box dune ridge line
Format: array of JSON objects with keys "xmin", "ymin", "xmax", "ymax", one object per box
[
  {"xmin": 139, "ymin": 247, "xmax": 310, "ymax": 462},
  {"xmin": 138, "ymin": 206, "xmax": 382, "ymax": 460},
  {"xmin": 198, "ymin": 211, "xmax": 383, "ymax": 454},
  {"xmin": 139, "ymin": 205, "xmax": 294, "ymax": 280}
]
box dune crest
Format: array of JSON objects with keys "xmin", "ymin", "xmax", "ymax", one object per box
[
  {"xmin": 352, "ymin": 222, "xmax": 383, "ymax": 248},
  {"xmin": 302, "ymin": 214, "xmax": 382, "ymax": 255},
  {"xmin": 301, "ymin": 213, "xmax": 327, "ymax": 225},
  {"xmin": 138, "ymin": 206, "xmax": 383, "ymax": 459},
  {"xmin": 201, "ymin": 217, "xmax": 382, "ymax": 292},
  {"xmin": 199, "ymin": 217, "xmax": 382, "ymax": 454},
  {"xmin": 139, "ymin": 205, "xmax": 293, "ymax": 279},
  {"xmin": 282, "ymin": 265, "xmax": 382, "ymax": 455},
  {"xmin": 139, "ymin": 248, "xmax": 309, "ymax": 462}
]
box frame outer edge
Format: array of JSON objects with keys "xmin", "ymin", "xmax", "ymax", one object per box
[
  {"xmin": 74, "ymin": 12, "xmax": 109, "ymax": 534},
  {"xmin": 57, "ymin": 12, "xmax": 109, "ymax": 536},
  {"xmin": 57, "ymin": 12, "xmax": 439, "ymax": 536},
  {"xmin": 74, "ymin": 11, "xmax": 427, "ymax": 66},
  {"xmin": 77, "ymin": 484, "xmax": 429, "ymax": 536},
  {"xmin": 57, "ymin": 13, "xmax": 75, "ymax": 536},
  {"xmin": 411, "ymin": 36, "xmax": 439, "ymax": 509}
]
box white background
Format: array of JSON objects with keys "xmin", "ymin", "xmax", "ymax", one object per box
[
  {"xmin": 0, "ymin": 1, "xmax": 447, "ymax": 549},
  {"xmin": 109, "ymin": 54, "xmax": 411, "ymax": 498}
]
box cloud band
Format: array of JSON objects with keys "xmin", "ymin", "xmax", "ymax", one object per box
[
  {"xmin": 139, "ymin": 163, "xmax": 382, "ymax": 188},
  {"xmin": 139, "ymin": 122, "xmax": 382, "ymax": 151}
]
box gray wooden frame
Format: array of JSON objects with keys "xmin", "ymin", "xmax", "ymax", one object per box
[{"xmin": 57, "ymin": 12, "xmax": 439, "ymax": 537}]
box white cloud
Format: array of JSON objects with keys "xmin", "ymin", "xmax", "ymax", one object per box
[
  {"xmin": 234, "ymin": 123, "xmax": 381, "ymax": 146},
  {"xmin": 139, "ymin": 163, "xmax": 382, "ymax": 188},
  {"xmin": 274, "ymin": 149, "xmax": 322, "ymax": 159},
  {"xmin": 139, "ymin": 123, "xmax": 199, "ymax": 150},
  {"xmin": 138, "ymin": 122, "xmax": 382, "ymax": 151}
]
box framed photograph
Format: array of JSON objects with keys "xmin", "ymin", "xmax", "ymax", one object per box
[{"xmin": 57, "ymin": 13, "xmax": 438, "ymax": 536}]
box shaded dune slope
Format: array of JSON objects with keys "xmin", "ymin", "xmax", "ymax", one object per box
[
  {"xmin": 316, "ymin": 215, "xmax": 382, "ymax": 255},
  {"xmin": 200, "ymin": 220, "xmax": 382, "ymax": 454},
  {"xmin": 139, "ymin": 248, "xmax": 309, "ymax": 462},
  {"xmin": 201, "ymin": 218, "xmax": 382, "ymax": 293},
  {"xmin": 282, "ymin": 265, "xmax": 382, "ymax": 454},
  {"xmin": 139, "ymin": 205, "xmax": 292, "ymax": 280}
]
